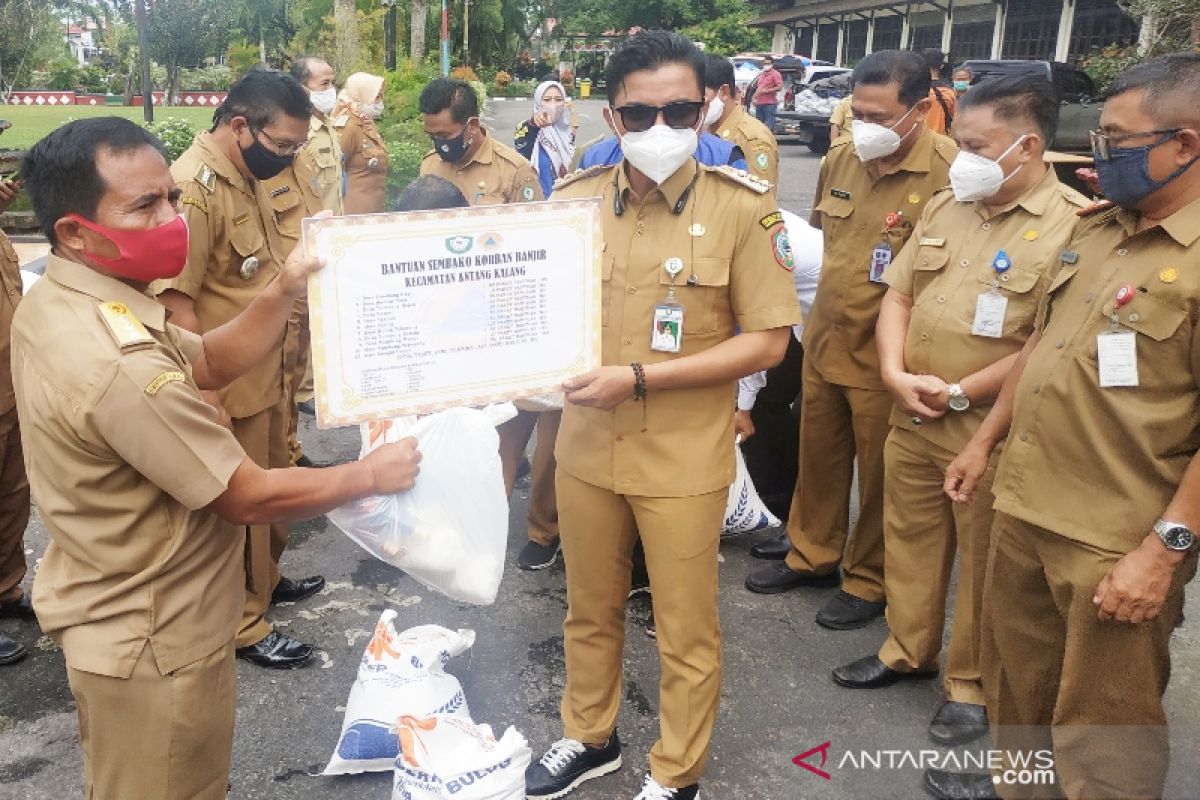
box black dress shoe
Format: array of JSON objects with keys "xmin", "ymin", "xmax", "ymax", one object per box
[
  {"xmin": 750, "ymin": 532, "xmax": 792, "ymax": 560},
  {"xmin": 816, "ymin": 590, "xmax": 886, "ymax": 629},
  {"xmin": 929, "ymin": 701, "xmax": 989, "ymax": 746},
  {"xmin": 745, "ymin": 562, "xmax": 840, "ymax": 594},
  {"xmin": 235, "ymin": 630, "xmax": 314, "ymax": 669},
  {"xmin": 922, "ymin": 768, "xmax": 999, "ymax": 800},
  {"xmin": 831, "ymin": 655, "xmax": 937, "ymax": 689},
  {"xmin": 271, "ymin": 575, "xmax": 325, "ymax": 605},
  {"xmin": 0, "ymin": 593, "xmax": 35, "ymax": 620},
  {"xmin": 0, "ymin": 631, "xmax": 27, "ymax": 665}
]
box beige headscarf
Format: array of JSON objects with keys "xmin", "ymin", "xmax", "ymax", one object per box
[{"xmin": 338, "ymin": 72, "xmax": 386, "ymax": 120}]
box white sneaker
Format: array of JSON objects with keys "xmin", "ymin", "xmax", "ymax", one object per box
[{"xmin": 632, "ymin": 772, "xmax": 700, "ymax": 800}]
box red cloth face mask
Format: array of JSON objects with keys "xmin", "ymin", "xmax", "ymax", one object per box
[{"xmin": 66, "ymin": 213, "xmax": 189, "ymax": 281}]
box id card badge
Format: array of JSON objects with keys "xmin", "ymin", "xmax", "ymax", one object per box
[
  {"xmin": 972, "ymin": 292, "xmax": 1008, "ymax": 338},
  {"xmin": 651, "ymin": 304, "xmax": 684, "ymax": 353},
  {"xmin": 1097, "ymin": 330, "xmax": 1139, "ymax": 387},
  {"xmin": 869, "ymin": 242, "xmax": 892, "ymax": 284}
]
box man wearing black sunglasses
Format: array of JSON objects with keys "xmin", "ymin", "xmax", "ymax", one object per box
[{"xmin": 524, "ymin": 30, "xmax": 800, "ymax": 800}]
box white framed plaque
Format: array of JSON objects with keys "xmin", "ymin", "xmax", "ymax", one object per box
[{"xmin": 303, "ymin": 199, "xmax": 602, "ymax": 428}]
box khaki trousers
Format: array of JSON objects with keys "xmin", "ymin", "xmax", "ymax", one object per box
[
  {"xmin": 67, "ymin": 639, "xmax": 236, "ymax": 800},
  {"xmin": 498, "ymin": 410, "xmax": 560, "ymax": 546},
  {"xmin": 983, "ymin": 512, "xmax": 1197, "ymax": 800},
  {"xmin": 232, "ymin": 401, "xmax": 291, "ymax": 647},
  {"xmin": 284, "ymin": 300, "xmax": 311, "ymax": 464},
  {"xmin": 784, "ymin": 359, "xmax": 891, "ymax": 601},
  {"xmin": 876, "ymin": 428, "xmax": 995, "ymax": 704},
  {"xmin": 0, "ymin": 410, "xmax": 30, "ymax": 603},
  {"xmin": 557, "ymin": 470, "xmax": 725, "ymax": 787}
]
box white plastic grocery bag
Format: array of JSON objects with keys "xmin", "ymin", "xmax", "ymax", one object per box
[
  {"xmin": 391, "ymin": 714, "xmax": 531, "ymax": 800},
  {"xmin": 324, "ymin": 615, "xmax": 475, "ymax": 775},
  {"xmin": 327, "ymin": 406, "xmax": 509, "ymax": 605},
  {"xmin": 721, "ymin": 442, "xmax": 781, "ymax": 536}
]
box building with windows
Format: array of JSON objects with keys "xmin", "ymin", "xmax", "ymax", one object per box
[{"xmin": 748, "ymin": 0, "xmax": 1141, "ymax": 65}]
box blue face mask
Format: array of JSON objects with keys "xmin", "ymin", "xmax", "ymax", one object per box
[{"xmin": 1095, "ymin": 131, "xmax": 1198, "ymax": 209}]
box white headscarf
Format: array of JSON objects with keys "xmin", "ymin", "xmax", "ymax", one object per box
[{"xmin": 531, "ymin": 81, "xmax": 574, "ymax": 180}]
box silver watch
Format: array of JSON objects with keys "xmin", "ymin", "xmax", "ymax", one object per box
[
  {"xmin": 947, "ymin": 383, "xmax": 970, "ymax": 412},
  {"xmin": 1153, "ymin": 519, "xmax": 1196, "ymax": 552}
]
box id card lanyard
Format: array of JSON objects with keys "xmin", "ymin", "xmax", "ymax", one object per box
[
  {"xmin": 972, "ymin": 249, "xmax": 1011, "ymax": 338},
  {"xmin": 869, "ymin": 212, "xmax": 901, "ymax": 283},
  {"xmin": 1097, "ymin": 283, "xmax": 1139, "ymax": 387},
  {"xmin": 651, "ymin": 257, "xmax": 686, "ymax": 353}
]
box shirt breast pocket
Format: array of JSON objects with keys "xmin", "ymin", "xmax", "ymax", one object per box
[
  {"xmin": 266, "ymin": 189, "xmax": 302, "ymax": 236},
  {"xmin": 229, "ymin": 222, "xmax": 270, "ymax": 284},
  {"xmin": 910, "ymin": 246, "xmax": 949, "ymax": 301},
  {"xmin": 659, "ymin": 257, "xmax": 730, "ymax": 334},
  {"xmin": 814, "ymin": 195, "xmax": 854, "ymax": 230},
  {"xmin": 1078, "ymin": 292, "xmax": 1188, "ymax": 372},
  {"xmin": 313, "ymin": 147, "xmax": 339, "ymax": 179},
  {"xmin": 968, "ymin": 266, "xmax": 1043, "ymax": 335}
]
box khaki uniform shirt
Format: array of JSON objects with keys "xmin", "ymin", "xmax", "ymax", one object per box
[
  {"xmin": 303, "ymin": 112, "xmax": 346, "ymax": 215},
  {"xmin": 715, "ymin": 105, "xmax": 778, "ymax": 188},
  {"xmin": 993, "ymin": 196, "xmax": 1200, "ymax": 553},
  {"xmin": 553, "ymin": 161, "xmax": 803, "ymax": 497},
  {"xmin": 154, "ymin": 132, "xmax": 287, "ymax": 419},
  {"xmin": 259, "ymin": 151, "xmax": 326, "ymax": 257},
  {"xmin": 883, "ymin": 168, "xmax": 1088, "ymax": 452},
  {"xmin": 829, "ymin": 96, "xmax": 853, "ymax": 135},
  {"xmin": 0, "ymin": 232, "xmax": 22, "ymax": 415},
  {"xmin": 337, "ymin": 111, "xmax": 390, "ymax": 215},
  {"xmin": 805, "ymin": 128, "xmax": 957, "ymax": 390},
  {"xmin": 420, "ymin": 133, "xmax": 543, "ymax": 206},
  {"xmin": 15, "ymin": 255, "xmax": 246, "ymax": 678}
]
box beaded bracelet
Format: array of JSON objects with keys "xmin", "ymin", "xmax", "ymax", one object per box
[{"xmin": 631, "ymin": 362, "xmax": 647, "ymax": 400}]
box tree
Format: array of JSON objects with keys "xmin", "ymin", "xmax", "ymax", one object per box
[
  {"xmin": 333, "ymin": 0, "xmax": 360, "ymax": 72},
  {"xmin": 146, "ymin": 0, "xmax": 234, "ymax": 102},
  {"xmin": 411, "ymin": 0, "xmax": 429, "ymax": 64},
  {"xmin": 683, "ymin": 0, "xmax": 771, "ymax": 54},
  {"xmin": 1118, "ymin": 0, "xmax": 1200, "ymax": 52},
  {"xmin": 0, "ymin": 0, "xmax": 69, "ymax": 100}
]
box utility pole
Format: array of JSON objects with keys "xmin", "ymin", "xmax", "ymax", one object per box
[
  {"xmin": 440, "ymin": 0, "xmax": 450, "ymax": 75},
  {"xmin": 384, "ymin": 0, "xmax": 397, "ymax": 71},
  {"xmin": 463, "ymin": 0, "xmax": 470, "ymax": 64},
  {"xmin": 135, "ymin": 0, "xmax": 153, "ymax": 122}
]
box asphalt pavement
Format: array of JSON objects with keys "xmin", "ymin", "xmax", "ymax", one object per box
[{"xmin": 1, "ymin": 99, "xmax": 1198, "ymax": 800}]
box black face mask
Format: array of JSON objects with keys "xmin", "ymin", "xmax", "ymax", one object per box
[
  {"xmin": 432, "ymin": 125, "xmax": 472, "ymax": 163},
  {"xmin": 240, "ymin": 130, "xmax": 294, "ymax": 180}
]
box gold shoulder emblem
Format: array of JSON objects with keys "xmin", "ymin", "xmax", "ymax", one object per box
[
  {"xmin": 553, "ymin": 164, "xmax": 611, "ymax": 191},
  {"xmin": 705, "ymin": 164, "xmax": 771, "ymax": 194},
  {"xmin": 145, "ymin": 370, "xmax": 186, "ymax": 396},
  {"xmin": 194, "ymin": 164, "xmax": 217, "ymax": 193},
  {"xmin": 1077, "ymin": 199, "xmax": 1117, "ymax": 217},
  {"xmin": 181, "ymin": 195, "xmax": 208, "ymax": 214},
  {"xmin": 96, "ymin": 301, "xmax": 154, "ymax": 349},
  {"xmin": 331, "ymin": 114, "xmax": 350, "ymax": 128},
  {"xmin": 1058, "ymin": 184, "xmax": 1090, "ymax": 208}
]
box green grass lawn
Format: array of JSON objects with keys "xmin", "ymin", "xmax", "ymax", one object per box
[{"xmin": 0, "ymin": 105, "xmax": 215, "ymax": 150}]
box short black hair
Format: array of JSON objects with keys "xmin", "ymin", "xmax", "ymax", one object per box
[
  {"xmin": 290, "ymin": 55, "xmax": 326, "ymax": 87},
  {"xmin": 959, "ymin": 73, "xmax": 1060, "ymax": 145},
  {"xmin": 418, "ymin": 78, "xmax": 479, "ymax": 123},
  {"xmin": 922, "ymin": 49, "xmax": 946, "ymax": 72},
  {"xmin": 212, "ymin": 70, "xmax": 312, "ymax": 131},
  {"xmin": 605, "ymin": 30, "xmax": 704, "ymax": 104},
  {"xmin": 22, "ymin": 117, "xmax": 166, "ymax": 245},
  {"xmin": 395, "ymin": 175, "xmax": 469, "ymax": 211},
  {"xmin": 1109, "ymin": 52, "xmax": 1200, "ymax": 127},
  {"xmin": 851, "ymin": 50, "xmax": 932, "ymax": 107},
  {"xmin": 703, "ymin": 53, "xmax": 736, "ymax": 94}
]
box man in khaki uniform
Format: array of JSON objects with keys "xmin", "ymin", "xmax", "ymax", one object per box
[
  {"xmin": 829, "ymin": 76, "xmax": 1087, "ymax": 750},
  {"xmin": 703, "ymin": 54, "xmax": 778, "ymax": 188},
  {"xmin": 417, "ymin": 77, "xmax": 560, "ymax": 569},
  {"xmin": 930, "ymin": 54, "xmax": 1200, "ymax": 800},
  {"xmin": 16, "ymin": 116, "xmax": 420, "ymax": 800},
  {"xmin": 289, "ymin": 55, "xmax": 344, "ymax": 418},
  {"xmin": 524, "ymin": 32, "xmax": 800, "ymax": 800},
  {"xmin": 155, "ymin": 72, "xmax": 324, "ymax": 669},
  {"xmin": 745, "ymin": 50, "xmax": 956, "ymax": 631},
  {"xmin": 0, "ymin": 169, "xmax": 32, "ymax": 666}
]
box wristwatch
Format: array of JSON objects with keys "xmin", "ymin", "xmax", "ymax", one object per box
[
  {"xmin": 947, "ymin": 383, "xmax": 970, "ymax": 412},
  {"xmin": 1153, "ymin": 519, "xmax": 1197, "ymax": 552}
]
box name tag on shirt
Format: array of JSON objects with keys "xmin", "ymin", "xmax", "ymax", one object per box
[
  {"xmin": 869, "ymin": 244, "xmax": 891, "ymax": 284},
  {"xmin": 972, "ymin": 293, "xmax": 1007, "ymax": 338},
  {"xmin": 1097, "ymin": 331, "xmax": 1139, "ymax": 387}
]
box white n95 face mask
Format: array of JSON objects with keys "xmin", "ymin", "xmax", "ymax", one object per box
[
  {"xmin": 621, "ymin": 125, "xmax": 698, "ymax": 185},
  {"xmin": 851, "ymin": 105, "xmax": 919, "ymax": 162},
  {"xmin": 703, "ymin": 97, "xmax": 725, "ymax": 128},
  {"xmin": 948, "ymin": 135, "xmax": 1028, "ymax": 202},
  {"xmin": 310, "ymin": 87, "xmax": 337, "ymax": 115}
]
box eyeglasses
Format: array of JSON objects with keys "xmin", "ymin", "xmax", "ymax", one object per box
[
  {"xmin": 1089, "ymin": 128, "xmax": 1180, "ymax": 161},
  {"xmin": 252, "ymin": 127, "xmax": 306, "ymax": 156},
  {"xmin": 613, "ymin": 101, "xmax": 704, "ymax": 133}
]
